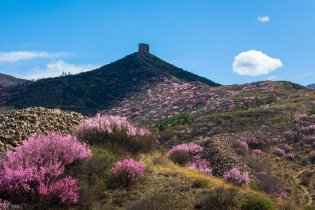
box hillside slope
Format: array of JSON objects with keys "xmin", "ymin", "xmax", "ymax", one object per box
[
  {"xmin": 0, "ymin": 73, "xmax": 28, "ymax": 89},
  {"xmin": 308, "ymin": 83, "xmax": 315, "ymax": 89},
  {"xmin": 105, "ymin": 80, "xmax": 315, "ymax": 206},
  {"xmin": 1, "ymin": 49, "xmax": 219, "ymax": 115}
]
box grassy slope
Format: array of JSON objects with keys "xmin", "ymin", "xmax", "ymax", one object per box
[
  {"xmin": 72, "ymin": 149, "xmax": 278, "ymax": 210},
  {"xmin": 105, "ymin": 81, "xmax": 315, "ymax": 208}
]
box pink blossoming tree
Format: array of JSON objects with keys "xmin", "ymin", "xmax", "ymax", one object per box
[
  {"xmin": 76, "ymin": 114, "xmax": 154, "ymax": 153},
  {"xmin": 223, "ymin": 167, "xmax": 250, "ymax": 186},
  {"xmin": 111, "ymin": 158, "xmax": 145, "ymax": 187},
  {"xmin": 0, "ymin": 132, "xmax": 92, "ymax": 206}
]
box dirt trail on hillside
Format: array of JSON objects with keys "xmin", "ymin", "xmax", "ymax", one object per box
[{"xmin": 294, "ymin": 169, "xmax": 313, "ymax": 206}]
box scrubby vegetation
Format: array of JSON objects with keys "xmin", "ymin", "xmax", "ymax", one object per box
[
  {"xmin": 1, "ymin": 80, "xmax": 315, "ymax": 209},
  {"xmin": 76, "ymin": 114, "xmax": 155, "ymax": 154},
  {"xmin": 0, "ymin": 113, "xmax": 284, "ymax": 209}
]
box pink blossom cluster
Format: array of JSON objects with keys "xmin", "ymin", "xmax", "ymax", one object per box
[
  {"xmin": 294, "ymin": 114, "xmax": 307, "ymax": 122},
  {"xmin": 166, "ymin": 143, "xmax": 213, "ymax": 175},
  {"xmin": 252, "ymin": 149, "xmax": 264, "ymax": 157},
  {"xmin": 105, "ymin": 79, "xmax": 227, "ymax": 125},
  {"xmin": 273, "ymin": 147, "xmax": 286, "ymax": 156},
  {"xmin": 0, "ymin": 199, "xmax": 20, "ymax": 210},
  {"xmin": 286, "ymin": 153, "xmax": 295, "ymax": 160},
  {"xmin": 223, "ymin": 167, "xmax": 250, "ymax": 186},
  {"xmin": 166, "ymin": 143, "xmax": 203, "ymax": 158},
  {"xmin": 301, "ymin": 124, "xmax": 315, "ymax": 134},
  {"xmin": 0, "ymin": 132, "xmax": 92, "ymax": 204},
  {"xmin": 240, "ymin": 136, "xmax": 258, "ymax": 145},
  {"xmin": 190, "ymin": 158, "xmax": 212, "ymax": 175},
  {"xmin": 112, "ymin": 158, "xmax": 145, "ymax": 182},
  {"xmin": 77, "ymin": 114, "xmax": 151, "ymax": 136},
  {"xmin": 234, "ymin": 140, "xmax": 249, "ymax": 154}
]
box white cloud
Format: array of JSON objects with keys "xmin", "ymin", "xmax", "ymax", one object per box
[
  {"xmin": 0, "ymin": 51, "xmax": 69, "ymax": 63},
  {"xmin": 22, "ymin": 60, "xmax": 99, "ymax": 79},
  {"xmin": 233, "ymin": 50, "xmax": 283, "ymax": 76},
  {"xmin": 257, "ymin": 16, "xmax": 270, "ymax": 23}
]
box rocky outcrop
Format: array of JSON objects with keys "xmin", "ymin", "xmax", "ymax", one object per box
[
  {"xmin": 202, "ymin": 135, "xmax": 247, "ymax": 176},
  {"xmin": 0, "ymin": 107, "xmax": 84, "ymax": 153}
]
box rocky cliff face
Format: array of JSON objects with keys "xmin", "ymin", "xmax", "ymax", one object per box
[{"xmin": 0, "ymin": 107, "xmax": 84, "ymax": 153}]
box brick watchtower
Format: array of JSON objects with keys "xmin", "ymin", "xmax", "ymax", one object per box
[{"xmin": 138, "ymin": 43, "xmax": 149, "ymax": 54}]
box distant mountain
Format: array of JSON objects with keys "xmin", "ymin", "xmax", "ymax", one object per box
[
  {"xmin": 1, "ymin": 44, "xmax": 220, "ymax": 114},
  {"xmin": 0, "ymin": 73, "xmax": 28, "ymax": 89},
  {"xmin": 307, "ymin": 83, "xmax": 315, "ymax": 88}
]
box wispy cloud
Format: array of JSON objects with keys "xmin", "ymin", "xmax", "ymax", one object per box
[
  {"xmin": 233, "ymin": 50, "xmax": 283, "ymax": 76},
  {"xmin": 257, "ymin": 16, "xmax": 270, "ymax": 23},
  {"xmin": 21, "ymin": 60, "xmax": 99, "ymax": 80},
  {"xmin": 0, "ymin": 51, "xmax": 70, "ymax": 63}
]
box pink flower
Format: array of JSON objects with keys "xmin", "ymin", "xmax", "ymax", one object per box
[
  {"xmin": 252, "ymin": 149, "xmax": 264, "ymax": 157},
  {"xmin": 273, "ymin": 147, "xmax": 285, "ymax": 156},
  {"xmin": 286, "ymin": 153, "xmax": 295, "ymax": 160},
  {"xmin": 112, "ymin": 159, "xmax": 145, "ymax": 183},
  {"xmin": 190, "ymin": 158, "xmax": 212, "ymax": 175},
  {"xmin": 77, "ymin": 114, "xmax": 151, "ymax": 136},
  {"xmin": 294, "ymin": 114, "xmax": 307, "ymax": 122},
  {"xmin": 223, "ymin": 167, "xmax": 250, "ymax": 186},
  {"xmin": 49, "ymin": 177, "xmax": 79, "ymax": 204},
  {"xmin": 0, "ymin": 199, "xmax": 20, "ymax": 210},
  {"xmin": 166, "ymin": 143, "xmax": 203, "ymax": 158},
  {"xmin": 0, "ymin": 132, "xmax": 91, "ymax": 204}
]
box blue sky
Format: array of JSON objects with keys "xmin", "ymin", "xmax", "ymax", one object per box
[{"xmin": 0, "ymin": 0, "xmax": 314, "ymax": 85}]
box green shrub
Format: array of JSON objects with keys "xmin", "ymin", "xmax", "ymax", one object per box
[
  {"xmin": 309, "ymin": 107, "xmax": 315, "ymax": 116},
  {"xmin": 256, "ymin": 173, "xmax": 283, "ymax": 194},
  {"xmin": 167, "ymin": 150, "xmax": 192, "ymax": 166},
  {"xmin": 249, "ymin": 182, "xmax": 259, "ymax": 191},
  {"xmin": 201, "ymin": 187, "xmax": 238, "ymax": 210},
  {"xmin": 300, "ymin": 170, "xmax": 313, "ymax": 186},
  {"xmin": 77, "ymin": 129, "xmax": 155, "ymax": 154},
  {"xmin": 156, "ymin": 112, "xmax": 193, "ymax": 131},
  {"xmin": 127, "ymin": 193, "xmax": 173, "ymax": 210},
  {"xmin": 72, "ymin": 146, "xmax": 116, "ymax": 208},
  {"xmin": 241, "ymin": 197, "xmax": 274, "ymax": 210},
  {"xmin": 192, "ymin": 178, "xmax": 209, "ymax": 188}
]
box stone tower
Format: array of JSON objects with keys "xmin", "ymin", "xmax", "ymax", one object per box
[{"xmin": 138, "ymin": 43, "xmax": 149, "ymax": 54}]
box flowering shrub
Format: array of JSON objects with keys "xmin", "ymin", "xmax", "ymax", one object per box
[
  {"xmin": 190, "ymin": 158, "xmax": 212, "ymax": 175},
  {"xmin": 256, "ymin": 172, "xmax": 283, "ymax": 194},
  {"xmin": 166, "ymin": 143, "xmax": 203, "ymax": 158},
  {"xmin": 233, "ymin": 140, "xmax": 249, "ymax": 155},
  {"xmin": 252, "ymin": 149, "xmax": 264, "ymax": 157},
  {"xmin": 273, "ymin": 147, "xmax": 285, "ymax": 156},
  {"xmin": 0, "ymin": 132, "xmax": 92, "ymax": 206},
  {"xmin": 301, "ymin": 124, "xmax": 315, "ymax": 134},
  {"xmin": 294, "ymin": 114, "xmax": 307, "ymax": 122},
  {"xmin": 0, "ymin": 199, "xmax": 20, "ymax": 210},
  {"xmin": 166, "ymin": 143, "xmax": 203, "ymax": 166},
  {"xmin": 112, "ymin": 158, "xmax": 145, "ymax": 187},
  {"xmin": 77, "ymin": 114, "xmax": 150, "ymax": 136},
  {"xmin": 240, "ymin": 136, "xmax": 268, "ymax": 148},
  {"xmin": 76, "ymin": 114, "xmax": 154, "ymax": 153},
  {"xmin": 223, "ymin": 168, "xmax": 250, "ymax": 186},
  {"xmin": 286, "ymin": 153, "xmax": 295, "ymax": 160}
]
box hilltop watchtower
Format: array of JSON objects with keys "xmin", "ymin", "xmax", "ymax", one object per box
[{"xmin": 138, "ymin": 43, "xmax": 149, "ymax": 54}]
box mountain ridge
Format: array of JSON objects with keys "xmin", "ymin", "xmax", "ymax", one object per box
[
  {"xmin": 0, "ymin": 73, "xmax": 28, "ymax": 89},
  {"xmin": 308, "ymin": 83, "xmax": 315, "ymax": 88},
  {"xmin": 1, "ymin": 51, "xmax": 219, "ymax": 114}
]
